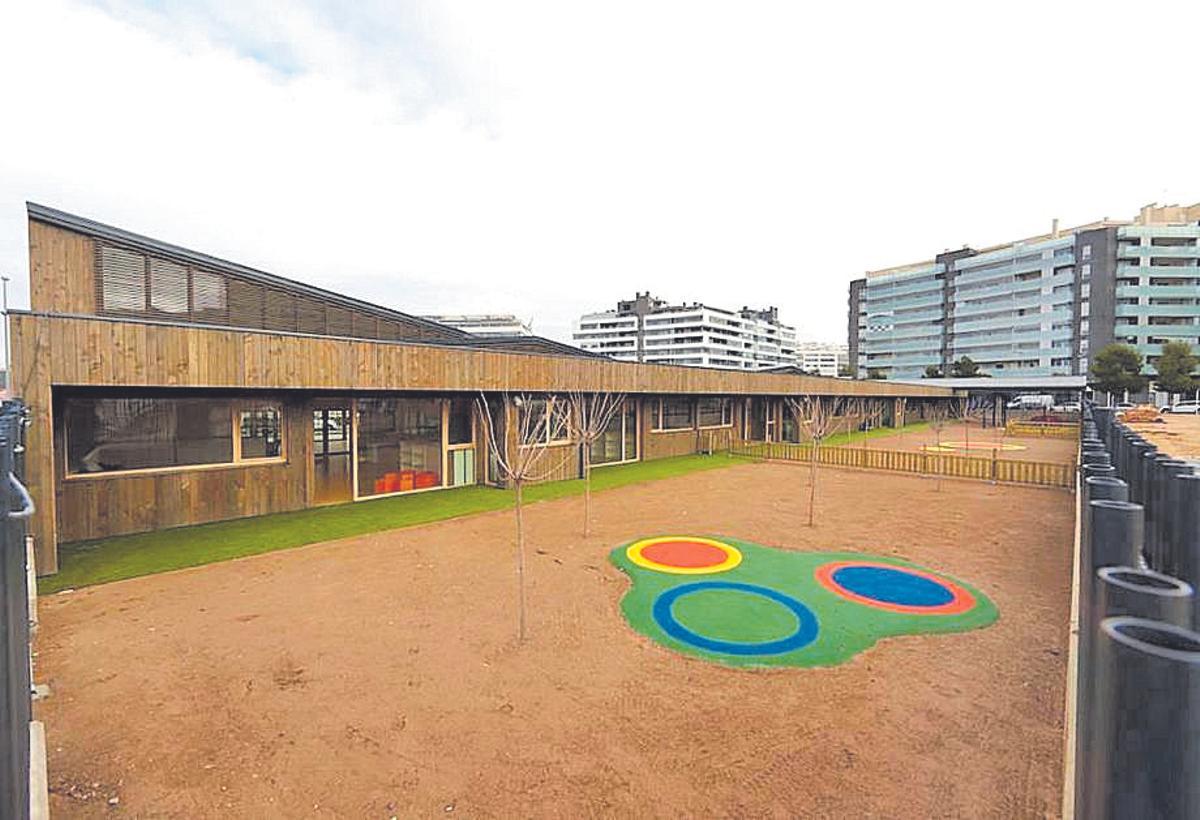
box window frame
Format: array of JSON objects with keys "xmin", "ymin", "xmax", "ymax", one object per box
[
  {"xmin": 235, "ymin": 402, "xmax": 287, "ymax": 462},
  {"xmin": 653, "ymin": 397, "xmax": 696, "ymax": 432},
  {"xmin": 518, "ymin": 396, "xmax": 573, "ymax": 448},
  {"xmin": 696, "ymin": 397, "xmax": 733, "ymax": 429},
  {"xmin": 63, "ymin": 397, "xmax": 287, "ymax": 480}
]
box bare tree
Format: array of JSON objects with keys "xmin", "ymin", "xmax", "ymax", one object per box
[
  {"xmin": 785, "ymin": 395, "xmax": 836, "ymax": 527},
  {"xmin": 926, "ymin": 400, "xmax": 954, "ymax": 492},
  {"xmin": 861, "ymin": 398, "xmax": 887, "ymax": 452},
  {"xmin": 476, "ymin": 392, "xmax": 573, "ymax": 642},
  {"xmin": 842, "ymin": 397, "xmax": 864, "ymax": 447},
  {"xmin": 894, "ymin": 397, "xmax": 907, "ymax": 448},
  {"xmin": 566, "ymin": 391, "xmax": 627, "ymax": 538}
]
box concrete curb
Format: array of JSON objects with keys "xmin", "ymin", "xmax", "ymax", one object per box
[
  {"xmin": 29, "ymin": 720, "xmax": 47, "ymax": 820},
  {"xmin": 1061, "ymin": 465, "xmax": 1082, "ymax": 820}
]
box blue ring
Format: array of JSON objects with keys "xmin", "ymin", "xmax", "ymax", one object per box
[{"xmin": 652, "ymin": 581, "xmax": 819, "ymax": 656}]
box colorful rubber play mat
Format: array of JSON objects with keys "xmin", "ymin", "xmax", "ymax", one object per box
[
  {"xmin": 920, "ymin": 441, "xmax": 1026, "ymax": 453},
  {"xmin": 611, "ymin": 536, "xmax": 998, "ymax": 668}
]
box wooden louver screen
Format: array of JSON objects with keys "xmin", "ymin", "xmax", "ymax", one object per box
[{"xmin": 94, "ymin": 240, "xmax": 461, "ymax": 343}]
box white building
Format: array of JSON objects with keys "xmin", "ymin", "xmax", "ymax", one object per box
[
  {"xmin": 795, "ymin": 342, "xmax": 849, "ymax": 377},
  {"xmin": 422, "ymin": 314, "xmax": 532, "ymax": 337},
  {"xmin": 573, "ymin": 293, "xmax": 798, "ymax": 370}
]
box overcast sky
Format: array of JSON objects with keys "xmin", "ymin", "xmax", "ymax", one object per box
[{"xmin": 2, "ymin": 0, "xmax": 1199, "ymax": 348}]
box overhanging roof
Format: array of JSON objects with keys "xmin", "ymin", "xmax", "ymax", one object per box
[{"xmin": 891, "ymin": 375, "xmax": 1086, "ymax": 392}]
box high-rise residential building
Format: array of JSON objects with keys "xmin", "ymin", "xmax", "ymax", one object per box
[
  {"xmin": 573, "ymin": 292, "xmax": 798, "ymax": 370},
  {"xmin": 795, "ymin": 342, "xmax": 849, "ymax": 377},
  {"xmin": 422, "ymin": 314, "xmax": 532, "ymax": 336},
  {"xmin": 848, "ymin": 203, "xmax": 1200, "ymax": 380}
]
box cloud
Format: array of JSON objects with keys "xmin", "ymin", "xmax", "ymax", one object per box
[{"xmin": 1, "ymin": 0, "xmax": 1199, "ymax": 352}]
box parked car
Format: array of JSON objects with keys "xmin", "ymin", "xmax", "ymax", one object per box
[
  {"xmin": 1161, "ymin": 401, "xmax": 1200, "ymax": 415},
  {"xmin": 1006, "ymin": 394, "xmax": 1054, "ymax": 410}
]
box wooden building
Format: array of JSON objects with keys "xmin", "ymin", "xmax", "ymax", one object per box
[{"xmin": 10, "ymin": 204, "xmax": 955, "ymax": 575}]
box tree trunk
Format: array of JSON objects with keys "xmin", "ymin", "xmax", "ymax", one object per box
[
  {"xmin": 515, "ymin": 480, "xmax": 527, "ymax": 642},
  {"xmin": 582, "ymin": 444, "xmax": 591, "ymax": 538},
  {"xmin": 808, "ymin": 442, "xmax": 818, "ymax": 527}
]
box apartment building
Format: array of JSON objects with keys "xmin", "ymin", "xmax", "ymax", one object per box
[
  {"xmin": 795, "ymin": 342, "xmax": 849, "ymax": 377},
  {"xmin": 848, "ymin": 203, "xmax": 1200, "ymax": 380},
  {"xmin": 573, "ymin": 293, "xmax": 798, "ymax": 370}
]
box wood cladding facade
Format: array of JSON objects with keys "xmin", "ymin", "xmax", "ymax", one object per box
[{"xmin": 13, "ymin": 211, "xmax": 957, "ymax": 575}]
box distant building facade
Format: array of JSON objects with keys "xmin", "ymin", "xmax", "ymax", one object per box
[
  {"xmin": 422, "ymin": 314, "xmax": 532, "ymax": 337},
  {"xmin": 848, "ymin": 203, "xmax": 1200, "ymax": 380},
  {"xmin": 795, "ymin": 342, "xmax": 849, "ymax": 378},
  {"xmin": 573, "ymin": 293, "xmax": 797, "ymax": 370}
]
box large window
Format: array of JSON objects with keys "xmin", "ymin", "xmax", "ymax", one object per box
[
  {"xmin": 590, "ymin": 400, "xmax": 638, "ymax": 466},
  {"xmin": 66, "ymin": 397, "xmax": 285, "ymax": 475},
  {"xmin": 655, "ymin": 398, "xmax": 695, "ymax": 431},
  {"xmin": 448, "ymin": 397, "xmax": 474, "ymax": 446},
  {"xmin": 697, "ymin": 397, "xmax": 732, "ymax": 428},
  {"xmin": 357, "ymin": 398, "xmax": 443, "ymax": 496},
  {"xmin": 519, "ymin": 397, "xmax": 571, "ymax": 445},
  {"xmin": 67, "ymin": 398, "xmax": 236, "ymax": 474}
]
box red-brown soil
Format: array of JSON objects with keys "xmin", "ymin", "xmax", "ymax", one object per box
[
  {"xmin": 36, "ymin": 461, "xmax": 1073, "ymax": 818},
  {"xmin": 1126, "ymin": 413, "xmax": 1200, "ymax": 461}
]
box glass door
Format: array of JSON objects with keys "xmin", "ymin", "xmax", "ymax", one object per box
[
  {"xmin": 312, "ymin": 403, "xmax": 353, "ymax": 504},
  {"xmin": 748, "ymin": 397, "xmax": 767, "ymax": 441}
]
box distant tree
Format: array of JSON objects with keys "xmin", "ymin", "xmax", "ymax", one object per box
[
  {"xmin": 838, "ymin": 365, "xmax": 854, "ymax": 378},
  {"xmin": 477, "ymin": 392, "xmax": 572, "ymax": 642},
  {"xmin": 1090, "ymin": 343, "xmax": 1148, "ymax": 398},
  {"xmin": 867, "ymin": 368, "xmax": 885, "ymax": 380},
  {"xmin": 924, "ymin": 365, "xmax": 943, "ymax": 379},
  {"xmin": 951, "ymin": 356, "xmax": 983, "ymax": 378},
  {"xmin": 1154, "ymin": 341, "xmax": 1198, "ymax": 398},
  {"xmin": 566, "ymin": 391, "xmax": 626, "ymax": 538}
]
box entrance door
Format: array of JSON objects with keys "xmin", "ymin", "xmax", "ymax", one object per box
[
  {"xmin": 313, "ymin": 403, "xmax": 353, "ymax": 504},
  {"xmin": 748, "ymin": 398, "xmax": 767, "ymax": 441}
]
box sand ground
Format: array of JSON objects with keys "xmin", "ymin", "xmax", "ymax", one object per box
[
  {"xmin": 36, "ymin": 461, "xmax": 1073, "ymax": 818},
  {"xmin": 1125, "ymin": 413, "xmax": 1200, "ymax": 461},
  {"xmin": 847, "ymin": 422, "xmax": 1078, "ymax": 464}
]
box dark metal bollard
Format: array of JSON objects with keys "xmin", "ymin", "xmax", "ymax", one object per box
[
  {"xmin": 1152, "ymin": 460, "xmax": 1193, "ymax": 575},
  {"xmin": 1082, "ymin": 450, "xmax": 1111, "ymax": 468},
  {"xmin": 1082, "ymin": 478, "xmax": 1130, "ymax": 581},
  {"xmin": 1095, "ymin": 567, "xmax": 1193, "ymax": 628},
  {"xmin": 1088, "ymin": 618, "xmax": 1200, "ymax": 820},
  {"xmin": 1175, "ymin": 474, "xmax": 1200, "ymax": 625},
  {"xmin": 1076, "ymin": 569, "xmax": 1195, "ymax": 820},
  {"xmin": 1090, "ymin": 500, "xmax": 1144, "ymax": 570},
  {"xmin": 1082, "ymin": 463, "xmax": 1116, "ymax": 481}
]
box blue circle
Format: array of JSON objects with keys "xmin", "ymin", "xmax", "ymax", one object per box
[
  {"xmin": 831, "ymin": 566, "xmax": 954, "ymax": 607},
  {"xmin": 652, "ymin": 581, "xmax": 819, "ymax": 656}
]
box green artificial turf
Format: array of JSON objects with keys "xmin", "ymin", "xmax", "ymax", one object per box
[
  {"xmin": 823, "ymin": 420, "xmax": 931, "ymax": 448},
  {"xmin": 41, "ymin": 453, "xmax": 752, "ymax": 594},
  {"xmin": 610, "ymin": 536, "xmax": 998, "ymax": 669}
]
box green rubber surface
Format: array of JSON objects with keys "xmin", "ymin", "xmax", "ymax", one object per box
[{"xmin": 610, "ymin": 537, "xmax": 999, "ymax": 669}]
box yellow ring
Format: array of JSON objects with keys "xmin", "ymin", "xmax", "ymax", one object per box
[{"xmin": 626, "ymin": 536, "xmax": 743, "ymax": 575}]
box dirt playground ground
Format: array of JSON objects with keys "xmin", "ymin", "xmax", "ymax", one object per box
[
  {"xmin": 1125, "ymin": 413, "xmax": 1200, "ymax": 461},
  {"xmin": 36, "ymin": 461, "xmax": 1073, "ymax": 818},
  {"xmin": 854, "ymin": 422, "xmax": 1078, "ymax": 464}
]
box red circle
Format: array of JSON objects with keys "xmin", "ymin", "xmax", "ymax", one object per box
[{"xmin": 640, "ymin": 540, "xmax": 730, "ymax": 568}]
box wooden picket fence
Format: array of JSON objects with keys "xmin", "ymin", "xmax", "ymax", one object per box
[
  {"xmin": 1004, "ymin": 420, "xmax": 1079, "ymax": 439},
  {"xmin": 732, "ymin": 441, "xmax": 1074, "ymax": 489}
]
